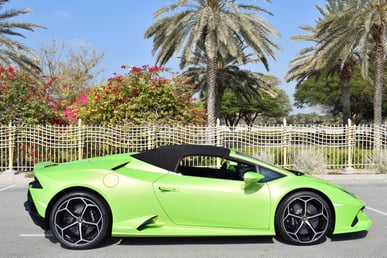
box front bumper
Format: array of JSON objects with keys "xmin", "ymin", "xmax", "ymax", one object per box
[{"xmin": 333, "ymin": 206, "xmax": 371, "ymax": 235}]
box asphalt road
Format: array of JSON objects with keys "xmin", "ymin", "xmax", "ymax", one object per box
[{"xmin": 0, "ymin": 174, "xmax": 386, "ymax": 258}]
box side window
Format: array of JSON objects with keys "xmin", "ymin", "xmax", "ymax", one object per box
[
  {"xmin": 257, "ymin": 166, "xmax": 284, "ymax": 182},
  {"xmin": 177, "ymin": 155, "xmax": 256, "ymax": 181}
]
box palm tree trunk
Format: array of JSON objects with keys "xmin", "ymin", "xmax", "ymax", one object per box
[
  {"xmin": 215, "ymin": 85, "xmax": 224, "ymax": 122},
  {"xmin": 338, "ymin": 62, "xmax": 353, "ymax": 125},
  {"xmin": 373, "ymin": 37, "xmax": 384, "ymax": 151},
  {"xmin": 373, "ymin": 41, "xmax": 384, "ymax": 126},
  {"xmin": 206, "ymin": 57, "xmax": 217, "ymax": 127},
  {"xmin": 341, "ymin": 79, "xmax": 351, "ymax": 125}
]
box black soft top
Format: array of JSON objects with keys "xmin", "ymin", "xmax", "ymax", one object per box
[{"xmin": 132, "ymin": 144, "xmax": 230, "ymax": 172}]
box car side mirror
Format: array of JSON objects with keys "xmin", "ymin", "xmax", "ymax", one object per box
[{"xmin": 243, "ymin": 172, "xmax": 264, "ymax": 189}]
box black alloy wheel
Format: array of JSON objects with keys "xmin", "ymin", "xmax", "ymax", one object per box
[
  {"xmin": 275, "ymin": 191, "xmax": 332, "ymax": 245},
  {"xmin": 49, "ymin": 191, "xmax": 110, "ymax": 249}
]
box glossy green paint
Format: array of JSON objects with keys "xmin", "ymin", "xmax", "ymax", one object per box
[
  {"xmin": 153, "ymin": 172, "xmax": 271, "ymax": 229},
  {"xmin": 28, "ymin": 150, "xmax": 371, "ymax": 238}
]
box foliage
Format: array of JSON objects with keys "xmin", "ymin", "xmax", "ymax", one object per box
[
  {"xmin": 221, "ymin": 90, "xmax": 243, "ymax": 126},
  {"xmin": 293, "ymin": 66, "xmax": 387, "ymax": 124},
  {"xmin": 287, "ymin": 0, "xmax": 386, "ymax": 125},
  {"xmin": 72, "ymin": 65, "xmax": 206, "ymax": 125},
  {"xmin": 0, "ymin": 0, "xmax": 45, "ymax": 72},
  {"xmin": 0, "ymin": 67, "xmax": 62, "ymax": 124},
  {"xmin": 183, "ymin": 45, "xmax": 282, "ymax": 122},
  {"xmin": 221, "ymin": 87, "xmax": 291, "ymax": 126},
  {"xmin": 313, "ymin": 0, "xmax": 386, "ymax": 125},
  {"xmin": 253, "ymin": 149, "xmax": 275, "ymax": 165},
  {"xmin": 292, "ymin": 149, "xmax": 328, "ymax": 174},
  {"xmin": 368, "ymin": 150, "xmax": 387, "ymax": 174},
  {"xmin": 287, "ymin": 113, "xmax": 342, "ymax": 125},
  {"xmin": 145, "ymin": 0, "xmax": 280, "ymax": 126},
  {"xmin": 286, "ymin": 2, "xmax": 358, "ymax": 125}
]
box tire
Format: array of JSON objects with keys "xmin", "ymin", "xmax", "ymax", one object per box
[
  {"xmin": 49, "ymin": 191, "xmax": 110, "ymax": 249},
  {"xmin": 275, "ymin": 191, "xmax": 332, "ymax": 245}
]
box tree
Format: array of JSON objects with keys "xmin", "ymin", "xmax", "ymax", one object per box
[
  {"xmin": 0, "ymin": 0, "xmax": 45, "ymax": 72},
  {"xmin": 221, "ymin": 87, "xmax": 291, "ymax": 126},
  {"xmin": 220, "ymin": 90, "xmax": 242, "ymax": 126},
  {"xmin": 145, "ymin": 0, "xmax": 280, "ymax": 126},
  {"xmin": 286, "ymin": 2, "xmax": 360, "ymax": 125},
  {"xmin": 38, "ymin": 40, "xmax": 105, "ymax": 107},
  {"xmin": 71, "ymin": 66, "xmax": 206, "ymax": 125},
  {"xmin": 182, "ymin": 46, "xmax": 278, "ymax": 119},
  {"xmin": 293, "ymin": 66, "xmax": 387, "ymax": 124},
  {"xmin": 305, "ymin": 0, "xmax": 386, "ymax": 125}
]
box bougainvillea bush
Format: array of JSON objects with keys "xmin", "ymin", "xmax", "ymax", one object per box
[
  {"xmin": 68, "ymin": 65, "xmax": 206, "ymax": 125},
  {"xmin": 0, "ymin": 67, "xmax": 65, "ymax": 124}
]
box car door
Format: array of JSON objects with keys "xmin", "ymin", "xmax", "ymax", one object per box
[{"xmin": 153, "ymin": 172, "xmax": 271, "ymax": 230}]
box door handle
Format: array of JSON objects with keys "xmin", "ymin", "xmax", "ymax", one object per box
[{"xmin": 158, "ymin": 186, "xmax": 177, "ymax": 192}]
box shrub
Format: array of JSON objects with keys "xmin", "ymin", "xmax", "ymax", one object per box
[
  {"xmin": 292, "ymin": 149, "xmax": 328, "ymax": 174},
  {"xmin": 253, "ymin": 149, "xmax": 276, "ymax": 165},
  {"xmin": 72, "ymin": 65, "xmax": 206, "ymax": 126},
  {"xmin": 368, "ymin": 150, "xmax": 387, "ymax": 174}
]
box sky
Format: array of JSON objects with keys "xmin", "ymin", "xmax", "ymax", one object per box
[{"xmin": 6, "ymin": 0, "xmax": 325, "ymax": 114}]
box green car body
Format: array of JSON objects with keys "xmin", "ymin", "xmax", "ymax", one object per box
[{"xmin": 25, "ymin": 145, "xmax": 371, "ymax": 249}]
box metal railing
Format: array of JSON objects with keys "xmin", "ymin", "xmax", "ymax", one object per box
[{"xmin": 1, "ymin": 120, "xmax": 386, "ymax": 172}]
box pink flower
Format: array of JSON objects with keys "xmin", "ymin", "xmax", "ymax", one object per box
[
  {"xmin": 64, "ymin": 106, "xmax": 78, "ymax": 123},
  {"xmin": 76, "ymin": 95, "xmax": 88, "ymax": 105}
]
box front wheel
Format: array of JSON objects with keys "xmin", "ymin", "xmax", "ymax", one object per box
[
  {"xmin": 275, "ymin": 191, "xmax": 332, "ymax": 245},
  {"xmin": 49, "ymin": 191, "xmax": 110, "ymax": 249}
]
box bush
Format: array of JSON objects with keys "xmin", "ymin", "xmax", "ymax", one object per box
[
  {"xmin": 292, "ymin": 149, "xmax": 328, "ymax": 174},
  {"xmin": 368, "ymin": 150, "xmax": 387, "ymax": 174},
  {"xmin": 253, "ymin": 149, "xmax": 276, "ymax": 165},
  {"xmin": 73, "ymin": 65, "xmax": 206, "ymax": 126}
]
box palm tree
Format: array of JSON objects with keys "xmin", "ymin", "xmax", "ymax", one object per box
[
  {"xmin": 182, "ymin": 41, "xmax": 278, "ymax": 119},
  {"xmin": 185, "ymin": 64, "xmax": 277, "ymax": 118},
  {"xmin": 0, "ymin": 0, "xmax": 45, "ymax": 72},
  {"xmin": 144, "ymin": 0, "xmax": 280, "ymax": 126},
  {"xmin": 286, "ymin": 2, "xmax": 359, "ymax": 125},
  {"xmin": 314, "ymin": 0, "xmax": 386, "ymax": 125}
]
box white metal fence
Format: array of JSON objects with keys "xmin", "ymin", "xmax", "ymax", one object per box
[{"xmin": 1, "ymin": 120, "xmax": 386, "ymax": 172}]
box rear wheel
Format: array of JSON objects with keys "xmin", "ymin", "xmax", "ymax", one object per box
[
  {"xmin": 49, "ymin": 191, "xmax": 110, "ymax": 249},
  {"xmin": 275, "ymin": 191, "xmax": 332, "ymax": 245}
]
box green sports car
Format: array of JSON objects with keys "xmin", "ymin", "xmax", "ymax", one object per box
[{"xmin": 25, "ymin": 144, "xmax": 371, "ymax": 249}]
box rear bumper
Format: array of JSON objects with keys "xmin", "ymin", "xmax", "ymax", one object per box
[{"xmin": 24, "ymin": 184, "xmax": 49, "ymax": 230}]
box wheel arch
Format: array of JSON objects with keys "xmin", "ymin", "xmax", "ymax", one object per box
[
  {"xmin": 274, "ymin": 187, "xmax": 336, "ymax": 235},
  {"xmin": 44, "ymin": 186, "xmax": 113, "ymax": 231}
]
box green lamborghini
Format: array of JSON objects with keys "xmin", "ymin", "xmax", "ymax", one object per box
[{"xmin": 25, "ymin": 144, "xmax": 371, "ymax": 249}]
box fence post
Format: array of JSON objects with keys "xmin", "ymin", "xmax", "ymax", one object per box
[
  {"xmin": 77, "ymin": 119, "xmax": 83, "ymax": 160},
  {"xmin": 216, "ymin": 119, "xmax": 221, "ymax": 147},
  {"xmin": 343, "ymin": 119, "xmax": 355, "ymax": 172},
  {"xmin": 8, "ymin": 122, "xmax": 14, "ymax": 172},
  {"xmin": 148, "ymin": 125, "xmax": 155, "ymax": 150},
  {"xmin": 282, "ymin": 118, "xmax": 288, "ymax": 167}
]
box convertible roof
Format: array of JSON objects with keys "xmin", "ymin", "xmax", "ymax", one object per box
[{"xmin": 132, "ymin": 144, "xmax": 230, "ymax": 172}]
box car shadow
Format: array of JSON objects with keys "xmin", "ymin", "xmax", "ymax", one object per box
[
  {"xmin": 111, "ymin": 236, "xmax": 274, "ymax": 246},
  {"xmin": 41, "ymin": 231, "xmax": 369, "ymax": 249},
  {"xmin": 330, "ymin": 231, "xmax": 369, "ymax": 242}
]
